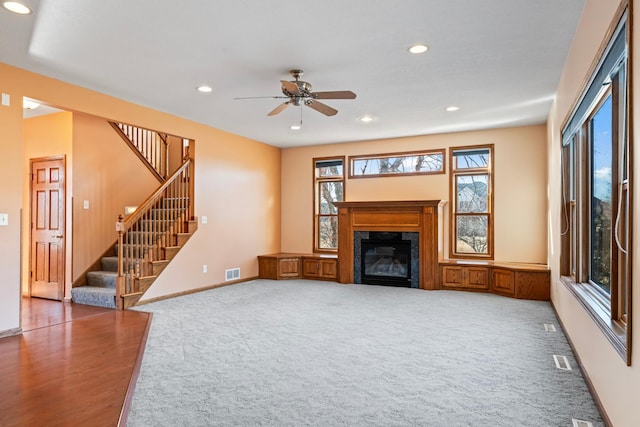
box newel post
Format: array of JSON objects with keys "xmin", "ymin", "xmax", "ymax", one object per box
[{"xmin": 115, "ymin": 214, "xmax": 125, "ymax": 310}]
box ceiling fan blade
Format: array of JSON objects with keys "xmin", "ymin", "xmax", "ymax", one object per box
[
  {"xmin": 267, "ymin": 102, "xmax": 290, "ymax": 116},
  {"xmin": 312, "ymin": 90, "xmax": 357, "ymax": 100},
  {"xmin": 306, "ymin": 100, "xmax": 338, "ymax": 116},
  {"xmin": 234, "ymin": 96, "xmax": 288, "ymax": 100},
  {"xmin": 281, "ymin": 80, "xmax": 302, "ymax": 96}
]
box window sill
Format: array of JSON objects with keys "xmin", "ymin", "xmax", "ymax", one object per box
[{"xmin": 560, "ymin": 276, "xmax": 629, "ymax": 365}]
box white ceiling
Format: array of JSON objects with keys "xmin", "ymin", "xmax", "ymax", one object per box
[{"xmin": 1, "ymin": 0, "xmax": 586, "ymax": 148}]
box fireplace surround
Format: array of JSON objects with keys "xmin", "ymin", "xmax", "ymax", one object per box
[{"xmin": 334, "ymin": 200, "xmax": 445, "ymax": 290}]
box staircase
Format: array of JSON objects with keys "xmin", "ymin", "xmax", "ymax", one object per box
[
  {"xmin": 71, "ymin": 257, "xmax": 119, "ymax": 308},
  {"xmin": 71, "ymin": 123, "xmax": 196, "ymax": 310}
]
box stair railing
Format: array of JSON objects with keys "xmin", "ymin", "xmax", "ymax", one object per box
[
  {"xmin": 109, "ymin": 121, "xmax": 169, "ymax": 181},
  {"xmin": 115, "ymin": 158, "xmax": 193, "ymax": 308}
]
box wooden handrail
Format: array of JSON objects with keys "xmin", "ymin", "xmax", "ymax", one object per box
[
  {"xmin": 123, "ymin": 159, "xmax": 192, "ymax": 229},
  {"xmin": 109, "ymin": 121, "xmax": 169, "ymax": 182},
  {"xmin": 115, "ymin": 158, "xmax": 193, "ymax": 309}
]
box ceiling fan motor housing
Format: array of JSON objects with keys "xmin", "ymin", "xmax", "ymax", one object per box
[{"xmin": 282, "ymin": 80, "xmax": 312, "ymax": 97}]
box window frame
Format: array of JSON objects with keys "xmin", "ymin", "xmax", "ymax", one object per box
[
  {"xmin": 348, "ymin": 149, "xmax": 446, "ymax": 178},
  {"xmin": 449, "ymin": 145, "xmax": 494, "ymax": 259},
  {"xmin": 559, "ymin": 6, "xmax": 632, "ymax": 365},
  {"xmin": 313, "ymin": 156, "xmax": 345, "ymax": 253}
]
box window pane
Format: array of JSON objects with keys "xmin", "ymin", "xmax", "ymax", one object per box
[
  {"xmin": 453, "ymin": 150, "xmax": 489, "ymax": 169},
  {"xmin": 590, "ymin": 95, "xmax": 613, "ymax": 293},
  {"xmin": 319, "ymin": 216, "xmax": 338, "ymax": 249},
  {"xmin": 455, "ymin": 215, "xmax": 489, "ymax": 254},
  {"xmin": 316, "ymin": 163, "xmax": 343, "ymax": 177},
  {"xmin": 351, "ymin": 152, "xmax": 443, "ymax": 176},
  {"xmin": 319, "ymin": 181, "xmax": 343, "ymax": 214},
  {"xmin": 456, "ymin": 175, "xmax": 488, "ymax": 213}
]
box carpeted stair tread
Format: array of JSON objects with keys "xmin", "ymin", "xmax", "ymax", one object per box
[
  {"xmin": 87, "ymin": 271, "xmax": 117, "ymax": 288},
  {"xmin": 71, "ymin": 286, "xmax": 116, "ymax": 309}
]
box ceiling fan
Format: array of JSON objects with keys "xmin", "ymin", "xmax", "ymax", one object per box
[{"xmin": 237, "ymin": 70, "xmax": 356, "ymax": 117}]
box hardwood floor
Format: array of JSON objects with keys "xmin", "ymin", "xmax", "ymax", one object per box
[{"xmin": 0, "ymin": 298, "xmax": 152, "ymax": 427}]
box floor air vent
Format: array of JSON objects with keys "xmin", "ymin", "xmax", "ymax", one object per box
[
  {"xmin": 544, "ymin": 323, "xmax": 556, "ymax": 332},
  {"xmin": 572, "ymin": 419, "xmax": 594, "ymax": 427},
  {"xmin": 225, "ymin": 268, "xmax": 240, "ymax": 281},
  {"xmin": 553, "ymin": 355, "xmax": 572, "ymax": 371}
]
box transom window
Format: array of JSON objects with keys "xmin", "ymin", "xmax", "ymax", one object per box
[
  {"xmin": 450, "ymin": 146, "xmax": 493, "ymax": 259},
  {"xmin": 314, "ymin": 157, "xmax": 344, "ymax": 252},
  {"xmin": 349, "ymin": 149, "xmax": 445, "ymax": 178}
]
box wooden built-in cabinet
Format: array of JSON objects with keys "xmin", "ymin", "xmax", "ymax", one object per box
[
  {"xmin": 440, "ymin": 260, "xmax": 550, "ymax": 300},
  {"xmin": 302, "ymin": 256, "xmax": 338, "ymax": 280},
  {"xmin": 258, "ymin": 253, "xmax": 338, "ymax": 281},
  {"xmin": 441, "ymin": 265, "xmax": 489, "ymax": 290}
]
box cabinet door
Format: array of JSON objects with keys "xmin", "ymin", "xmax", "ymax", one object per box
[
  {"xmin": 302, "ymin": 258, "xmax": 320, "ymax": 278},
  {"xmin": 466, "ymin": 267, "xmax": 489, "ymax": 290},
  {"xmin": 278, "ymin": 258, "xmax": 301, "ymax": 278},
  {"xmin": 441, "ymin": 266, "xmax": 464, "ymax": 288},
  {"xmin": 320, "ymin": 259, "xmax": 338, "ymax": 279},
  {"xmin": 492, "ymin": 268, "xmax": 515, "ymax": 295}
]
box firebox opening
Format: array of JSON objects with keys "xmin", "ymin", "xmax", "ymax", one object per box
[{"xmin": 361, "ymin": 232, "xmax": 412, "ymax": 287}]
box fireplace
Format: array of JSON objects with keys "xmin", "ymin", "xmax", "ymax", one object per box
[
  {"xmin": 354, "ymin": 231, "xmax": 420, "ymax": 288},
  {"xmin": 334, "ymin": 200, "xmax": 445, "ymax": 290}
]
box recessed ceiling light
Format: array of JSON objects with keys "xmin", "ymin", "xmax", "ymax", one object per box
[
  {"xmin": 290, "ymin": 124, "xmax": 301, "ymax": 130},
  {"xmin": 446, "ymin": 106, "xmax": 460, "ymax": 112},
  {"xmin": 196, "ymin": 85, "xmax": 212, "ymax": 93},
  {"xmin": 2, "ymin": 1, "xmax": 32, "ymax": 14},
  {"xmin": 23, "ymin": 99, "xmax": 39, "ymax": 109},
  {"xmin": 359, "ymin": 115, "xmax": 374, "ymax": 123},
  {"xmin": 408, "ymin": 44, "xmax": 428, "ymax": 54}
]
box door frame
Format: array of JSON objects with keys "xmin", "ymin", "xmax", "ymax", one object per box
[{"xmin": 29, "ymin": 155, "xmax": 67, "ymax": 300}]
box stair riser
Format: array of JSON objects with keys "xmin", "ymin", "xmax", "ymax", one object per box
[
  {"xmin": 86, "ymin": 272, "xmax": 117, "ymax": 288},
  {"xmin": 102, "ymin": 256, "xmax": 147, "ymax": 273},
  {"xmin": 115, "ymin": 245, "xmax": 157, "ymax": 259},
  {"xmin": 71, "ymin": 287, "xmax": 116, "ymax": 309},
  {"xmin": 149, "ymin": 208, "xmax": 186, "ymax": 220},
  {"xmin": 159, "ymin": 198, "xmax": 189, "ymax": 209}
]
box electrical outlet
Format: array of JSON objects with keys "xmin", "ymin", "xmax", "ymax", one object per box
[
  {"xmin": 202, "ymin": 264, "xmax": 207, "ymax": 273},
  {"xmin": 201, "ymin": 216, "xmax": 207, "ymax": 224},
  {"xmin": 2, "ymin": 93, "xmax": 9, "ymax": 106},
  {"xmin": 83, "ymin": 200, "xmax": 89, "ymax": 209},
  {"xmin": 0, "ymin": 213, "xmax": 8, "ymax": 226}
]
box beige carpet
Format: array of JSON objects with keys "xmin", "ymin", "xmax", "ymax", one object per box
[{"xmin": 128, "ymin": 279, "xmax": 603, "ymax": 426}]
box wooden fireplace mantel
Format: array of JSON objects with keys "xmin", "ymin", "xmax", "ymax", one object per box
[{"xmin": 334, "ymin": 200, "xmax": 446, "ymax": 290}]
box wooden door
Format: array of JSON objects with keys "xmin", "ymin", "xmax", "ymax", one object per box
[{"xmin": 30, "ymin": 157, "xmax": 65, "ymax": 301}]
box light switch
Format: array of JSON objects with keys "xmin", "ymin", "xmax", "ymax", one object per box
[
  {"xmin": 0, "ymin": 213, "xmax": 8, "ymax": 226},
  {"xmin": 201, "ymin": 216, "xmax": 207, "ymax": 224},
  {"xmin": 83, "ymin": 200, "xmax": 89, "ymax": 209},
  {"xmin": 1, "ymin": 93, "xmax": 9, "ymax": 106}
]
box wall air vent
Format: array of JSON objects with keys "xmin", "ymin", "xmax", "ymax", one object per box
[
  {"xmin": 572, "ymin": 419, "xmax": 594, "ymax": 427},
  {"xmin": 544, "ymin": 323, "xmax": 557, "ymax": 332},
  {"xmin": 225, "ymin": 268, "xmax": 240, "ymax": 281}
]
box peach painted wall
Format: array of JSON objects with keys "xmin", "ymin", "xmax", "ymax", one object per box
[
  {"xmin": 547, "ymin": 1, "xmax": 639, "ymax": 426},
  {"xmin": 22, "ymin": 112, "xmax": 74, "ymax": 296},
  {"xmin": 0, "ymin": 87, "xmax": 24, "ymax": 335},
  {"xmin": 281, "ymin": 124, "xmax": 548, "ymax": 264},
  {"xmin": 0, "ymin": 62, "xmax": 281, "ymax": 327},
  {"xmin": 72, "ymin": 112, "xmax": 160, "ymax": 283}
]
